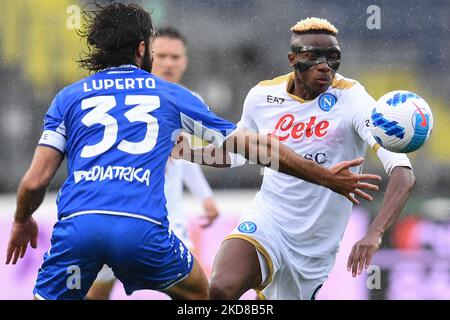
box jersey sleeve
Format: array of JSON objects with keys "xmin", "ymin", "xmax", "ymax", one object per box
[
  {"xmin": 174, "ymin": 87, "xmax": 237, "ymax": 148},
  {"xmin": 236, "ymin": 87, "xmax": 259, "ymax": 132},
  {"xmin": 348, "ymin": 85, "xmax": 413, "ymax": 175},
  {"xmin": 38, "ymin": 92, "xmax": 67, "ymax": 154},
  {"xmin": 181, "ymin": 161, "xmax": 214, "ymax": 200}
]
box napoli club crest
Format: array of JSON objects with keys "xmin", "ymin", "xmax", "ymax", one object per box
[{"xmin": 318, "ymin": 93, "xmax": 337, "ymax": 112}]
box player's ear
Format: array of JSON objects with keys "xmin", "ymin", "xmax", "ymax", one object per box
[
  {"xmin": 136, "ymin": 41, "xmax": 146, "ymax": 59},
  {"xmin": 134, "ymin": 41, "xmax": 146, "ymax": 68}
]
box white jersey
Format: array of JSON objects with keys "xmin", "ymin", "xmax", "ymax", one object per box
[
  {"xmin": 165, "ymin": 158, "xmax": 213, "ymax": 225},
  {"xmin": 237, "ymin": 72, "xmax": 412, "ymax": 258},
  {"xmin": 164, "ymin": 91, "xmax": 214, "ymax": 227}
]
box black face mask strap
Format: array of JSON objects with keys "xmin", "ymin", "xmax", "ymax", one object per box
[{"xmin": 292, "ymin": 45, "xmax": 341, "ymax": 72}]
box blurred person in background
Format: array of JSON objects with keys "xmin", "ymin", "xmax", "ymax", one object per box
[
  {"xmin": 206, "ymin": 17, "xmax": 416, "ymax": 300},
  {"xmin": 86, "ymin": 27, "xmax": 220, "ymax": 300}
]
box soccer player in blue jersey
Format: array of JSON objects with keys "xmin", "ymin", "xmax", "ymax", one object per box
[
  {"xmin": 86, "ymin": 27, "xmax": 222, "ymax": 300},
  {"xmin": 5, "ymin": 3, "xmax": 380, "ymax": 300}
]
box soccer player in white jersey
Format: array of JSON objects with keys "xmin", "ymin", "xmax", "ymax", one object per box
[
  {"xmin": 86, "ymin": 27, "xmax": 219, "ymax": 300},
  {"xmin": 204, "ymin": 18, "xmax": 416, "ymax": 300}
]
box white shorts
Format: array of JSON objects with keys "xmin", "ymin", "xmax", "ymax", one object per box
[
  {"xmin": 169, "ymin": 220, "xmax": 193, "ymax": 250},
  {"xmin": 226, "ymin": 209, "xmax": 335, "ymax": 300}
]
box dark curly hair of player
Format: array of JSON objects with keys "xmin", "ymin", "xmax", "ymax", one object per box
[{"xmin": 78, "ymin": 2, "xmax": 155, "ymax": 73}]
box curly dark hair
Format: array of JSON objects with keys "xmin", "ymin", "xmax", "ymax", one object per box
[{"xmin": 78, "ymin": 2, "xmax": 155, "ymax": 73}]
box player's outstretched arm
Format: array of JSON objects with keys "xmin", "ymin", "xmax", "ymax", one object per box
[
  {"xmin": 173, "ymin": 130, "xmax": 381, "ymax": 204},
  {"xmin": 171, "ymin": 133, "xmax": 233, "ymax": 168},
  {"xmin": 347, "ymin": 166, "xmax": 415, "ymax": 277},
  {"xmin": 226, "ymin": 130, "xmax": 381, "ymax": 204},
  {"xmin": 6, "ymin": 146, "xmax": 63, "ymax": 265}
]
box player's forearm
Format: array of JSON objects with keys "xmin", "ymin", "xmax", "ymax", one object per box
[
  {"xmin": 368, "ymin": 167, "xmax": 415, "ymax": 236},
  {"xmin": 227, "ymin": 130, "xmax": 331, "ymax": 185},
  {"xmin": 13, "ymin": 146, "xmax": 63, "ymax": 223},
  {"xmin": 195, "ymin": 145, "xmax": 232, "ymax": 168},
  {"xmin": 14, "ymin": 175, "xmax": 48, "ymax": 223},
  {"xmin": 278, "ymin": 140, "xmax": 333, "ymax": 185},
  {"xmin": 173, "ymin": 139, "xmax": 236, "ymax": 168}
]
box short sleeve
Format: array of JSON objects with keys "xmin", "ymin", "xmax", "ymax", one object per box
[
  {"xmin": 174, "ymin": 87, "xmax": 237, "ymax": 148},
  {"xmin": 236, "ymin": 87, "xmax": 258, "ymax": 132},
  {"xmin": 38, "ymin": 92, "xmax": 67, "ymax": 154},
  {"xmin": 181, "ymin": 161, "xmax": 213, "ymax": 200}
]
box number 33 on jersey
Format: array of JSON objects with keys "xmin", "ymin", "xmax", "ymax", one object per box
[{"xmin": 38, "ymin": 65, "xmax": 236, "ymax": 226}]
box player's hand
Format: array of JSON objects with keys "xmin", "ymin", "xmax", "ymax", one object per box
[
  {"xmin": 171, "ymin": 132, "xmax": 192, "ymax": 160},
  {"xmin": 327, "ymin": 157, "xmax": 381, "ymax": 205},
  {"xmin": 199, "ymin": 197, "xmax": 219, "ymax": 228},
  {"xmin": 347, "ymin": 231, "xmax": 382, "ymax": 277},
  {"xmin": 6, "ymin": 217, "xmax": 38, "ymax": 265}
]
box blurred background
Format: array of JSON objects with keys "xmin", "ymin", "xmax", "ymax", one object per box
[{"xmin": 0, "ymin": 0, "xmax": 449, "ymax": 299}]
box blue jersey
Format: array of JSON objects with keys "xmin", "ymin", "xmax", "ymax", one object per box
[{"xmin": 39, "ymin": 65, "xmax": 236, "ymax": 227}]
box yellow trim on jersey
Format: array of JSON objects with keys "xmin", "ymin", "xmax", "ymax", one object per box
[
  {"xmin": 256, "ymin": 291, "xmax": 267, "ymax": 300},
  {"xmin": 257, "ymin": 72, "xmax": 307, "ymax": 103},
  {"xmin": 372, "ymin": 143, "xmax": 381, "ymax": 153},
  {"xmin": 286, "ymin": 73, "xmax": 308, "ymax": 103},
  {"xmin": 257, "ymin": 72, "xmax": 356, "ymax": 104},
  {"xmin": 223, "ymin": 234, "xmax": 274, "ymax": 292},
  {"xmin": 257, "ymin": 73, "xmax": 291, "ymax": 87},
  {"xmin": 331, "ymin": 77, "xmax": 357, "ymax": 90}
]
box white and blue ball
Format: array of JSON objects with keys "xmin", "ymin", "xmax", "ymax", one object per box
[{"xmin": 370, "ymin": 90, "xmax": 433, "ymax": 153}]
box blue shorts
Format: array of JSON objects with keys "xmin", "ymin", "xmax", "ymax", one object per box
[{"xmin": 33, "ymin": 214, "xmax": 193, "ymax": 300}]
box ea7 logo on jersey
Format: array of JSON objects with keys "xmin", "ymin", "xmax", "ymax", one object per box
[
  {"xmin": 271, "ymin": 115, "xmax": 329, "ymax": 142},
  {"xmin": 267, "ymin": 95, "xmax": 285, "ymax": 104}
]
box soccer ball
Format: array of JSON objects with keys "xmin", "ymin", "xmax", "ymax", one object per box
[{"xmin": 370, "ymin": 90, "xmax": 433, "ymax": 153}]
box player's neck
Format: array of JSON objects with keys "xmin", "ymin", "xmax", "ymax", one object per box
[{"xmin": 291, "ymin": 79, "xmax": 321, "ymax": 101}]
